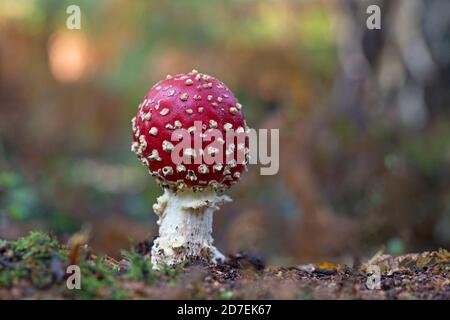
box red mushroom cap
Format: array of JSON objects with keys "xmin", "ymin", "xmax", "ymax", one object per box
[{"xmin": 132, "ymin": 70, "xmax": 248, "ymax": 192}]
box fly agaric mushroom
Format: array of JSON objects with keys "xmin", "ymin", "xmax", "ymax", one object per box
[{"xmin": 131, "ymin": 70, "xmax": 249, "ymax": 266}]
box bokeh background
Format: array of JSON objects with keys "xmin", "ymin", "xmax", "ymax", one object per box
[{"xmin": 0, "ymin": 0, "xmax": 449, "ymax": 265}]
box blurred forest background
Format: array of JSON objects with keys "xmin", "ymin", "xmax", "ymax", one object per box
[{"xmin": 0, "ymin": 0, "xmax": 449, "ymax": 265}]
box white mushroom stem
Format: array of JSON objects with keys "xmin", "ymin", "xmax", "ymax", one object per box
[{"xmin": 151, "ymin": 188, "xmax": 231, "ymax": 267}]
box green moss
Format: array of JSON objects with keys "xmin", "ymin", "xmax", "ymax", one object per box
[
  {"xmin": 0, "ymin": 269, "xmax": 27, "ymax": 287},
  {"xmin": 0, "ymin": 231, "xmax": 67, "ymax": 288},
  {"xmin": 158, "ymin": 262, "xmax": 183, "ymax": 285},
  {"xmin": 121, "ymin": 246, "xmax": 183, "ymax": 285},
  {"xmin": 0, "ymin": 231, "xmax": 185, "ymax": 299},
  {"xmin": 217, "ymin": 290, "xmax": 233, "ymax": 300},
  {"xmin": 75, "ymin": 257, "xmax": 123, "ymax": 299},
  {"xmin": 121, "ymin": 247, "xmax": 155, "ymax": 283}
]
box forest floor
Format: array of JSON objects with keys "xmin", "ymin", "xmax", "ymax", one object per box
[{"xmin": 0, "ymin": 232, "xmax": 449, "ymax": 300}]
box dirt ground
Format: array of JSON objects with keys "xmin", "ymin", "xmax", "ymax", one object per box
[
  {"xmin": 129, "ymin": 251, "xmax": 450, "ymax": 300},
  {"xmin": 0, "ymin": 233, "xmax": 449, "ymax": 300}
]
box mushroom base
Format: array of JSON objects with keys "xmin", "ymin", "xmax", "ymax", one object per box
[{"xmin": 151, "ymin": 189, "xmax": 231, "ymax": 267}]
